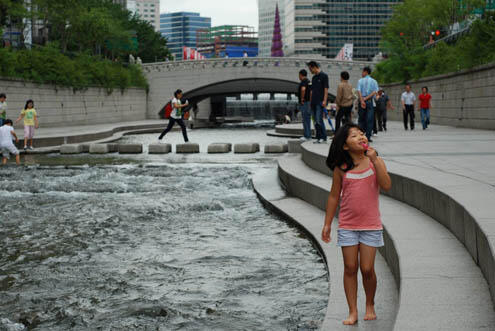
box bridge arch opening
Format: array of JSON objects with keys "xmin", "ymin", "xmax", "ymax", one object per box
[{"xmin": 181, "ymin": 78, "xmax": 336, "ymax": 124}]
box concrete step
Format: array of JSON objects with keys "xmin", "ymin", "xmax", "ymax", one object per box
[
  {"xmin": 252, "ymin": 168, "xmax": 398, "ymax": 331},
  {"xmin": 277, "ymin": 155, "xmax": 495, "ymax": 330}
]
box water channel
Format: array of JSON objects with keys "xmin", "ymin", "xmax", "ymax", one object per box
[{"xmin": 0, "ymin": 124, "xmax": 329, "ymax": 330}]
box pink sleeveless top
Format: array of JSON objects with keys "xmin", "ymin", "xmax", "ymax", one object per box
[{"xmin": 338, "ymin": 161, "xmax": 383, "ymax": 230}]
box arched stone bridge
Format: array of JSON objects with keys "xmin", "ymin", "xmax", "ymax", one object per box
[{"xmin": 143, "ymin": 57, "xmax": 372, "ymax": 121}]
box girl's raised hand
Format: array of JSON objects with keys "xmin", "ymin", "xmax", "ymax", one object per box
[
  {"xmin": 322, "ymin": 224, "xmax": 331, "ymax": 243},
  {"xmin": 366, "ymin": 146, "xmax": 378, "ymax": 162}
]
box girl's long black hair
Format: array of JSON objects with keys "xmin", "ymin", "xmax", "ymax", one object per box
[
  {"xmin": 24, "ymin": 99, "xmax": 34, "ymax": 110},
  {"xmin": 326, "ymin": 123, "xmax": 363, "ymax": 172}
]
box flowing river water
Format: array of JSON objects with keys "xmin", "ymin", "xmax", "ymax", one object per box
[{"xmin": 0, "ymin": 125, "xmax": 329, "ymax": 330}]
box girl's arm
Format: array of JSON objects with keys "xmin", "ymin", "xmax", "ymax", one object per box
[
  {"xmin": 322, "ymin": 168, "xmax": 343, "ymax": 243},
  {"xmin": 367, "ymin": 148, "xmax": 392, "ymax": 191},
  {"xmin": 15, "ymin": 113, "xmax": 24, "ymax": 123},
  {"xmin": 34, "ymin": 114, "xmax": 39, "ymax": 128}
]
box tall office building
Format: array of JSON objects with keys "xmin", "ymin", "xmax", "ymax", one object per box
[
  {"xmin": 114, "ymin": 0, "xmax": 160, "ymax": 31},
  {"xmin": 284, "ymin": 0, "xmax": 400, "ymax": 60},
  {"xmin": 284, "ymin": 0, "xmax": 327, "ymax": 58},
  {"xmin": 258, "ymin": 1, "xmax": 286, "ymax": 57},
  {"xmin": 160, "ymin": 12, "xmax": 211, "ymax": 60},
  {"xmin": 317, "ymin": 0, "xmax": 401, "ymax": 60}
]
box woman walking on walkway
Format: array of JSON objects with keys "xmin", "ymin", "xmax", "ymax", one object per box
[
  {"xmin": 322, "ymin": 123, "xmax": 391, "ymax": 325},
  {"xmin": 158, "ymin": 89, "xmax": 189, "ymax": 142}
]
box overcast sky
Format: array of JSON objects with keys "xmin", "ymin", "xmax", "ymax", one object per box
[{"xmin": 160, "ymin": 0, "xmax": 259, "ymax": 30}]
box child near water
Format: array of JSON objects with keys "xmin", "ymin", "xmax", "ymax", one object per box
[
  {"xmin": 15, "ymin": 99, "xmax": 38, "ymax": 150},
  {"xmin": 321, "ymin": 123, "xmax": 391, "ymax": 325},
  {"xmin": 0, "ymin": 119, "xmax": 20, "ymax": 165}
]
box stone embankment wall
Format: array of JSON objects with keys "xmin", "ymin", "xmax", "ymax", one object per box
[
  {"xmin": 0, "ymin": 78, "xmax": 147, "ymax": 129},
  {"xmin": 382, "ymin": 63, "xmax": 495, "ymax": 130}
]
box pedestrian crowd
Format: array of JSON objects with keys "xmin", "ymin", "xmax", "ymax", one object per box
[
  {"xmin": 0, "ymin": 93, "xmax": 40, "ymax": 166},
  {"xmin": 297, "ymin": 62, "xmax": 432, "ymax": 144}
]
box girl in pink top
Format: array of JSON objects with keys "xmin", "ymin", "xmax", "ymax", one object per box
[{"xmin": 322, "ymin": 123, "xmax": 391, "ymax": 325}]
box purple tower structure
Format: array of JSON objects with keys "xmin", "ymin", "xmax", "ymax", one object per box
[{"xmin": 271, "ymin": 4, "xmax": 284, "ymax": 57}]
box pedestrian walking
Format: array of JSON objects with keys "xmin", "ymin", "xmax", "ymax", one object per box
[
  {"xmin": 298, "ymin": 69, "xmax": 312, "ymax": 141},
  {"xmin": 335, "ymin": 71, "xmax": 354, "ymax": 132},
  {"xmin": 418, "ymin": 86, "xmax": 432, "ymax": 130},
  {"xmin": 0, "ymin": 93, "xmax": 7, "ymax": 127},
  {"xmin": 401, "ymin": 84, "xmax": 416, "ymax": 130},
  {"xmin": 158, "ymin": 89, "xmax": 190, "ymax": 142},
  {"xmin": 372, "ymin": 98, "xmax": 378, "ymax": 136},
  {"xmin": 356, "ymin": 67, "xmax": 379, "ymax": 141},
  {"xmin": 375, "ymin": 90, "xmax": 394, "ymax": 131},
  {"xmin": 15, "ymin": 99, "xmax": 38, "ymax": 150},
  {"xmin": 307, "ymin": 61, "xmax": 329, "ymax": 144},
  {"xmin": 322, "ymin": 123, "xmax": 391, "ymax": 325},
  {"xmin": 323, "ymin": 106, "xmax": 335, "ymax": 132},
  {"xmin": 0, "ymin": 119, "xmax": 20, "ymax": 165}
]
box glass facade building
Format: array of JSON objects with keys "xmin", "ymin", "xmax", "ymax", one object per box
[
  {"xmin": 160, "ymin": 12, "xmax": 211, "ymax": 60},
  {"xmin": 315, "ymin": 0, "xmax": 401, "ymax": 60},
  {"xmin": 284, "ymin": 0, "xmax": 401, "ymax": 60}
]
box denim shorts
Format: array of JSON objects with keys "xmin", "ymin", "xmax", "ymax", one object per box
[{"xmin": 337, "ymin": 229, "xmax": 384, "ymax": 247}]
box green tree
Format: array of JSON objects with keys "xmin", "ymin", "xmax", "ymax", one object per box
[
  {"xmin": 376, "ymin": 0, "xmax": 490, "ymax": 83},
  {"xmin": 127, "ymin": 16, "xmax": 171, "ymax": 62}
]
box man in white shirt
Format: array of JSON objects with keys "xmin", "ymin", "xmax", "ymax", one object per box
[
  {"xmin": 0, "ymin": 119, "xmax": 20, "ymax": 165},
  {"xmin": 401, "ymin": 84, "xmax": 416, "ymax": 130}
]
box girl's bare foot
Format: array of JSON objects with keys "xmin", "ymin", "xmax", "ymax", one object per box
[
  {"xmin": 343, "ymin": 312, "xmax": 358, "ymax": 325},
  {"xmin": 364, "ymin": 305, "xmax": 377, "ymax": 320}
]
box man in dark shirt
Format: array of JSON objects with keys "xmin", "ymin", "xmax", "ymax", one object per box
[
  {"xmin": 298, "ymin": 69, "xmax": 312, "ymax": 140},
  {"xmin": 375, "ymin": 90, "xmax": 393, "ymax": 131},
  {"xmin": 307, "ymin": 61, "xmax": 329, "ymax": 143}
]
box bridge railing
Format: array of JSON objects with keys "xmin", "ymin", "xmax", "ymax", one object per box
[{"xmin": 142, "ymin": 57, "xmax": 373, "ymax": 73}]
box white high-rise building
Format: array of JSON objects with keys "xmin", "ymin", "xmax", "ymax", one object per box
[
  {"xmin": 115, "ymin": 0, "xmax": 160, "ymax": 32},
  {"xmin": 257, "ymin": 1, "xmax": 285, "ymax": 57},
  {"xmin": 284, "ymin": 0, "xmax": 326, "ymax": 58}
]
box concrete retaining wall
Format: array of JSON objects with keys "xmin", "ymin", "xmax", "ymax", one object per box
[
  {"xmin": 0, "ymin": 78, "xmax": 147, "ymax": 129},
  {"xmin": 382, "ymin": 63, "xmax": 495, "ymax": 130}
]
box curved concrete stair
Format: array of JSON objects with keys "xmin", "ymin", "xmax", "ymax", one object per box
[{"xmin": 278, "ymin": 155, "xmax": 495, "ymax": 330}]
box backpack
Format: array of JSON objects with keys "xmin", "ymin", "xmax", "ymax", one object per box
[{"xmin": 158, "ymin": 101, "xmax": 173, "ymax": 119}]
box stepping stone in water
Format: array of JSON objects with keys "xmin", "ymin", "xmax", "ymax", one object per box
[
  {"xmin": 208, "ymin": 143, "xmax": 232, "ymax": 154},
  {"xmin": 107, "ymin": 143, "xmax": 119, "ymax": 153},
  {"xmin": 60, "ymin": 144, "xmax": 83, "ymax": 154},
  {"xmin": 234, "ymin": 143, "xmax": 259, "ymax": 154},
  {"xmin": 149, "ymin": 144, "xmax": 171, "ymax": 154},
  {"xmin": 89, "ymin": 144, "xmax": 109, "ymax": 154},
  {"xmin": 264, "ymin": 143, "xmax": 289, "ymax": 154},
  {"xmin": 118, "ymin": 144, "xmax": 143, "ymax": 154},
  {"xmin": 176, "ymin": 143, "xmax": 200, "ymax": 154}
]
